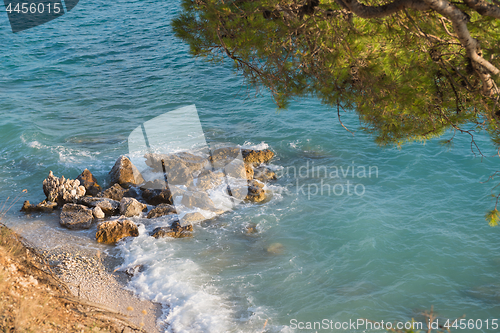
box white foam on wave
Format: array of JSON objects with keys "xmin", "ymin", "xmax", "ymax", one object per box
[
  {"xmin": 239, "ymin": 141, "xmax": 269, "ymax": 150},
  {"xmin": 116, "ymin": 225, "xmax": 236, "ymax": 333}
]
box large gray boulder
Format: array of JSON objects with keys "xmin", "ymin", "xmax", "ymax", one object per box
[{"xmin": 60, "ymin": 204, "xmax": 93, "ymax": 229}]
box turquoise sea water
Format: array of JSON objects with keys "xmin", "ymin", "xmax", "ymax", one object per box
[{"xmin": 1, "ymin": 1, "xmax": 500, "ymax": 332}]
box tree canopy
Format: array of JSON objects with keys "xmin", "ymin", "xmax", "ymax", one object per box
[{"xmin": 172, "ymin": 0, "xmax": 500, "ymax": 221}]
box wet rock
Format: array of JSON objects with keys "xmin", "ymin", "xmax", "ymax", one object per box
[
  {"xmin": 248, "ymin": 179, "xmax": 265, "ymax": 188},
  {"xmin": 78, "ymin": 197, "xmax": 119, "ymax": 216},
  {"xmin": 145, "ymin": 152, "xmax": 208, "ymax": 175},
  {"xmin": 99, "ymin": 183, "xmax": 126, "ymax": 201},
  {"xmin": 226, "ymin": 185, "xmax": 249, "ymax": 201},
  {"xmin": 181, "ymin": 191, "xmax": 215, "ymax": 210},
  {"xmin": 150, "ymin": 222, "xmax": 193, "ymax": 238},
  {"xmin": 95, "ymin": 218, "xmax": 139, "ymax": 244},
  {"xmin": 242, "ymin": 149, "xmax": 274, "ymax": 166},
  {"xmin": 141, "ymin": 183, "xmax": 173, "ymax": 206},
  {"xmin": 144, "ymin": 153, "xmax": 200, "ymax": 186},
  {"xmin": 76, "ymin": 169, "xmax": 101, "ymax": 197},
  {"xmin": 147, "ymin": 203, "xmax": 177, "ymax": 219},
  {"xmin": 225, "ymin": 160, "xmax": 254, "ymax": 180},
  {"xmin": 119, "ymin": 197, "xmax": 147, "ymax": 217},
  {"xmin": 253, "ymin": 166, "xmax": 277, "ymax": 182},
  {"xmin": 42, "ymin": 171, "xmax": 86, "ymax": 205},
  {"xmin": 246, "ymin": 185, "xmax": 266, "ymax": 203},
  {"xmin": 109, "ymin": 156, "xmax": 144, "ymax": 188},
  {"xmin": 196, "ymin": 170, "xmax": 224, "ymax": 191},
  {"xmin": 20, "ymin": 200, "xmax": 57, "ymax": 213},
  {"xmin": 209, "ymin": 147, "xmax": 241, "ymax": 168},
  {"xmin": 125, "ymin": 265, "xmax": 144, "ymax": 277},
  {"xmin": 182, "ymin": 212, "xmax": 206, "ymax": 223},
  {"xmin": 92, "ymin": 206, "xmax": 105, "ymax": 219},
  {"xmin": 60, "ymin": 204, "xmax": 93, "ymax": 229},
  {"xmin": 246, "ymin": 224, "xmax": 258, "ymax": 234}
]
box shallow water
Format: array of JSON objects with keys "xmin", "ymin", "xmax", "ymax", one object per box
[{"xmin": 1, "ymin": 1, "xmax": 500, "ymax": 332}]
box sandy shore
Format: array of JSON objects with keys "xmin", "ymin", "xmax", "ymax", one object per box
[
  {"xmin": 41, "ymin": 246, "xmax": 164, "ymax": 333},
  {"xmin": 7, "ymin": 218, "xmax": 165, "ymax": 333}
]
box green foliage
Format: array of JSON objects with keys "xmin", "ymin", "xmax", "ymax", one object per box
[
  {"xmin": 173, "ymin": 0, "xmax": 500, "ymax": 147},
  {"xmin": 485, "ymin": 208, "xmax": 500, "ymax": 226}
]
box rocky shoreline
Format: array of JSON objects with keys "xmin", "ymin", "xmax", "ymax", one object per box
[
  {"xmin": 21, "ymin": 147, "xmax": 277, "ymax": 244},
  {"xmin": 18, "ymin": 146, "xmax": 278, "ymax": 332}
]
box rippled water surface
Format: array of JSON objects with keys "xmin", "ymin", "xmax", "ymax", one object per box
[{"xmin": 1, "ymin": 1, "xmax": 500, "ymax": 332}]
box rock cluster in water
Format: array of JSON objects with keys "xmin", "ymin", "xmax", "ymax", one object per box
[{"xmin": 21, "ymin": 147, "xmax": 277, "ymax": 245}]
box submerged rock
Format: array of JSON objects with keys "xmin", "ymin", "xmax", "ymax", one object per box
[
  {"xmin": 20, "ymin": 200, "xmax": 57, "ymax": 213},
  {"xmin": 119, "ymin": 197, "xmax": 147, "ymax": 217},
  {"xmin": 60, "ymin": 204, "xmax": 93, "ymax": 229},
  {"xmin": 78, "ymin": 197, "xmax": 119, "ymax": 216},
  {"xmin": 147, "ymin": 203, "xmax": 177, "ymax": 219},
  {"xmin": 96, "ymin": 218, "xmax": 139, "ymax": 244},
  {"xmin": 76, "ymin": 169, "xmax": 101, "ymax": 197},
  {"xmin": 109, "ymin": 156, "xmax": 144, "ymax": 188},
  {"xmin": 242, "ymin": 149, "xmax": 274, "ymax": 166},
  {"xmin": 150, "ymin": 222, "xmax": 193, "ymax": 238},
  {"xmin": 42, "ymin": 171, "xmax": 86, "ymax": 205},
  {"xmin": 267, "ymin": 242, "xmax": 284, "ymax": 254}
]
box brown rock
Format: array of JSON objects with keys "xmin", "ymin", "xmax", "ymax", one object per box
[
  {"xmin": 196, "ymin": 170, "xmax": 224, "ymax": 191},
  {"xmin": 150, "ymin": 222, "xmax": 193, "ymax": 238},
  {"xmin": 145, "ymin": 152, "xmax": 208, "ymax": 174},
  {"xmin": 224, "ymin": 160, "xmax": 254, "ymax": 180},
  {"xmin": 20, "ymin": 200, "xmax": 57, "ymax": 213},
  {"xmin": 60, "ymin": 204, "xmax": 93, "ymax": 229},
  {"xmin": 93, "ymin": 206, "xmax": 105, "ymax": 219},
  {"xmin": 253, "ymin": 166, "xmax": 277, "ymax": 182},
  {"xmin": 182, "ymin": 212, "xmax": 206, "ymax": 223},
  {"xmin": 76, "ymin": 169, "xmax": 101, "ymax": 197},
  {"xmin": 78, "ymin": 197, "xmax": 120, "ymax": 216},
  {"xmin": 42, "ymin": 171, "xmax": 86, "ymax": 205},
  {"xmin": 96, "ymin": 218, "xmax": 139, "ymax": 244},
  {"xmin": 147, "ymin": 204, "xmax": 177, "ymax": 219},
  {"xmin": 109, "ymin": 156, "xmax": 144, "ymax": 188},
  {"xmin": 142, "ymin": 187, "xmax": 173, "ymax": 206},
  {"xmin": 242, "ymin": 149, "xmax": 274, "ymax": 166},
  {"xmin": 99, "ymin": 183, "xmax": 126, "ymax": 201},
  {"xmin": 181, "ymin": 191, "xmax": 215, "ymax": 210},
  {"xmin": 245, "ymin": 185, "xmax": 266, "ymax": 203},
  {"xmin": 209, "ymin": 147, "xmax": 241, "ymax": 168},
  {"xmin": 119, "ymin": 197, "xmax": 147, "ymax": 217}
]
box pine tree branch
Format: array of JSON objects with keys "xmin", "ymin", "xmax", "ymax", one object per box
[
  {"xmin": 463, "ymin": 0, "xmax": 500, "ymax": 18},
  {"xmin": 342, "ymin": 0, "xmax": 430, "ymax": 18},
  {"xmin": 423, "ymin": 0, "xmax": 499, "ymax": 96}
]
